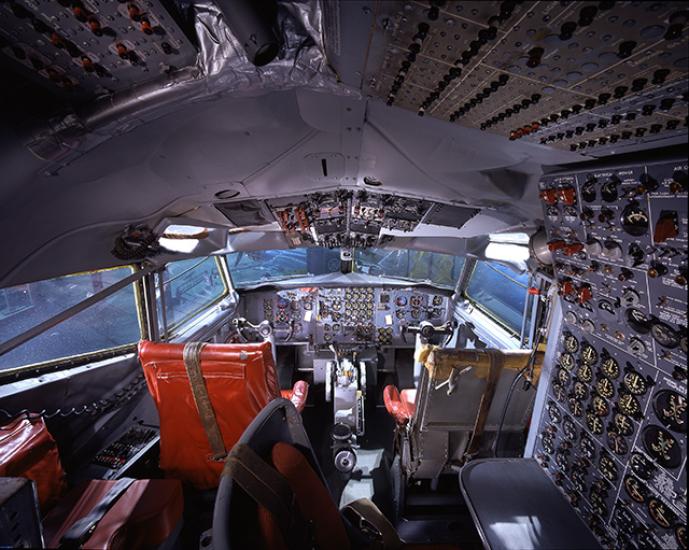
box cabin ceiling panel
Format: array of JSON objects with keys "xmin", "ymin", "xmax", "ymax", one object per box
[{"xmin": 359, "ymin": 0, "xmax": 689, "ymax": 156}]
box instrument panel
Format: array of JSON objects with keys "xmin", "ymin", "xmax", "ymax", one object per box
[
  {"xmin": 534, "ymin": 157, "xmax": 688, "ymax": 549},
  {"xmin": 240, "ymin": 286, "xmax": 450, "ymax": 347}
]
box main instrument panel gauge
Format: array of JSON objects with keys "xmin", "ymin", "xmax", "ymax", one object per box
[
  {"xmin": 613, "ymin": 413, "xmax": 635, "ymax": 437},
  {"xmin": 395, "ymin": 296, "xmax": 407, "ymax": 307},
  {"xmin": 607, "ymin": 430, "xmax": 629, "ymax": 456},
  {"xmin": 623, "ymin": 368, "xmax": 650, "ymax": 396},
  {"xmin": 624, "ymin": 474, "xmax": 647, "ymax": 503},
  {"xmin": 651, "ymin": 321, "xmax": 680, "ymax": 349},
  {"xmin": 586, "ymin": 412, "xmax": 604, "ymax": 434},
  {"xmin": 563, "ymin": 417, "xmax": 577, "ymax": 441},
  {"xmin": 576, "ymin": 363, "xmax": 593, "ymax": 384},
  {"xmin": 599, "ymin": 452, "xmax": 618, "ymax": 482},
  {"xmin": 563, "ymin": 332, "xmax": 579, "ymax": 353},
  {"xmin": 620, "ymin": 201, "xmax": 649, "ymax": 236},
  {"xmin": 410, "ymin": 295, "xmax": 423, "ymax": 308},
  {"xmin": 596, "ymin": 377, "xmax": 615, "ymax": 399},
  {"xmin": 625, "ymin": 308, "xmax": 651, "ymax": 334},
  {"xmin": 568, "ymin": 398, "xmax": 583, "ymax": 417},
  {"xmin": 581, "ymin": 319, "xmax": 595, "ymax": 333},
  {"xmin": 642, "ymin": 425, "xmax": 682, "ymax": 469},
  {"xmin": 541, "ymin": 433, "xmax": 555, "ymax": 454},
  {"xmin": 629, "ymin": 452, "xmax": 655, "ymax": 480},
  {"xmin": 560, "ymin": 352, "xmax": 575, "ymax": 371},
  {"xmin": 573, "ymin": 381, "xmax": 589, "ymax": 401},
  {"xmin": 555, "ymin": 449, "xmax": 569, "ymax": 470},
  {"xmin": 432, "ymin": 295, "xmax": 443, "ymax": 306},
  {"xmin": 579, "ymin": 434, "xmax": 596, "ymax": 460},
  {"xmin": 581, "ymin": 343, "xmax": 598, "ymax": 366},
  {"xmin": 277, "ymin": 297, "xmax": 290, "ymax": 309},
  {"xmin": 601, "ymin": 355, "xmax": 620, "ymax": 379},
  {"xmin": 410, "ymin": 309, "xmax": 421, "ymax": 320},
  {"xmin": 570, "ymin": 469, "xmax": 586, "ymax": 493},
  {"xmin": 676, "ymin": 525, "xmax": 687, "ymax": 550},
  {"xmin": 592, "ymin": 395, "xmax": 610, "ymax": 417},
  {"xmin": 618, "ymin": 393, "xmax": 641, "ymax": 418},
  {"xmin": 648, "ymin": 498, "xmax": 676, "ymax": 529},
  {"xmin": 653, "ymin": 390, "xmax": 687, "ymax": 432}
]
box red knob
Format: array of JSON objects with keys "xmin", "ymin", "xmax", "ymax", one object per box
[
  {"xmin": 560, "ymin": 280, "xmax": 576, "ymax": 296},
  {"xmin": 548, "ymin": 239, "xmax": 567, "ymax": 252},
  {"xmin": 540, "ymin": 188, "xmax": 559, "ymax": 204},
  {"xmin": 563, "ymin": 242, "xmax": 584, "ymax": 256},
  {"xmin": 557, "ymin": 187, "xmax": 577, "ymax": 206},
  {"xmin": 577, "ymin": 285, "xmax": 593, "ymax": 304}
]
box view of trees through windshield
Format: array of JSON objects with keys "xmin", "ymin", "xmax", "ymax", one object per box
[{"xmin": 227, "ymin": 248, "xmax": 465, "ymax": 288}]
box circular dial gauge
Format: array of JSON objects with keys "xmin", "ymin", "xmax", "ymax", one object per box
[
  {"xmin": 276, "ymin": 297, "xmax": 290, "ymax": 309},
  {"xmin": 568, "ymin": 398, "xmax": 583, "ymax": 417},
  {"xmin": 628, "ymin": 337, "xmax": 647, "ymax": 355},
  {"xmin": 599, "ymin": 453, "xmax": 618, "ymax": 482},
  {"xmin": 395, "ymin": 296, "xmax": 407, "ymax": 307},
  {"xmin": 624, "ymin": 475, "xmax": 647, "ymax": 503},
  {"xmin": 626, "ymin": 308, "xmax": 651, "ymax": 334},
  {"xmin": 629, "ymin": 452, "xmax": 655, "ymax": 480},
  {"xmin": 651, "ymin": 322, "xmax": 680, "ymax": 349},
  {"xmin": 613, "ymin": 413, "xmax": 635, "ymax": 437},
  {"xmin": 432, "ymin": 295, "xmax": 443, "ymax": 306},
  {"xmin": 586, "ymin": 412, "xmax": 604, "ymax": 434},
  {"xmin": 592, "ymin": 395, "xmax": 610, "ymax": 417},
  {"xmin": 560, "ymin": 369, "xmax": 571, "ymax": 387},
  {"xmin": 676, "ymin": 525, "xmax": 687, "ymax": 550},
  {"xmin": 596, "ymin": 377, "xmax": 615, "ymax": 399},
  {"xmin": 621, "ymin": 201, "xmax": 649, "ymax": 236},
  {"xmin": 621, "ymin": 288, "xmax": 640, "ymax": 308},
  {"xmin": 607, "ymin": 430, "xmax": 628, "ymax": 455},
  {"xmin": 573, "ymin": 381, "xmax": 589, "ymax": 400},
  {"xmin": 648, "ymin": 498, "xmax": 676, "ymax": 529},
  {"xmin": 571, "ymin": 469, "xmax": 586, "ymax": 493},
  {"xmin": 577, "ymin": 363, "xmax": 593, "ymax": 384},
  {"xmin": 552, "ymin": 382, "xmax": 566, "ymax": 401},
  {"xmin": 623, "ymin": 369, "xmax": 650, "ymax": 395},
  {"xmin": 541, "ymin": 433, "xmax": 555, "ymax": 454},
  {"xmin": 563, "ymin": 333, "xmax": 579, "ymax": 353},
  {"xmin": 579, "ymin": 435, "xmax": 596, "ymax": 460},
  {"xmin": 601, "ymin": 356, "xmax": 620, "ymax": 379},
  {"xmin": 642, "ymin": 425, "xmax": 682, "ymax": 469},
  {"xmin": 555, "ymin": 449, "xmax": 569, "ymax": 470},
  {"xmin": 560, "ymin": 352, "xmax": 576, "ymax": 371},
  {"xmin": 581, "ymin": 343, "xmax": 599, "ymax": 366},
  {"xmin": 653, "ymin": 390, "xmax": 687, "ymax": 432},
  {"xmin": 618, "ymin": 393, "xmax": 641, "ymax": 417},
  {"xmin": 547, "ymin": 401, "xmax": 562, "ymax": 424},
  {"xmin": 563, "ymin": 418, "xmax": 577, "ymax": 441}
]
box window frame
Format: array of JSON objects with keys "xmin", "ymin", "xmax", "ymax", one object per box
[
  {"xmin": 0, "ymin": 265, "xmax": 147, "ymax": 381},
  {"xmin": 461, "ymin": 259, "xmax": 531, "ymax": 338},
  {"xmin": 157, "ymin": 255, "xmax": 230, "ymax": 339}
]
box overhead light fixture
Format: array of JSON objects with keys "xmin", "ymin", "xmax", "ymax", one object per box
[{"xmin": 159, "ymin": 224, "xmax": 209, "ymax": 254}]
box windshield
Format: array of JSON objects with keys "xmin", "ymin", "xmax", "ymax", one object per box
[{"xmin": 226, "ymin": 248, "xmax": 465, "ymax": 288}]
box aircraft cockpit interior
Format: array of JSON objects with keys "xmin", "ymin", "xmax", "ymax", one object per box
[{"xmin": 0, "ymin": 1, "xmax": 687, "ymax": 549}]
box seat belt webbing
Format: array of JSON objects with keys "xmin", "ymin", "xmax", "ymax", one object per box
[
  {"xmin": 59, "ymin": 477, "xmax": 136, "ymax": 549},
  {"xmin": 223, "ymin": 443, "xmax": 308, "ymax": 548},
  {"xmin": 182, "ymin": 341, "xmax": 227, "ymax": 461}
]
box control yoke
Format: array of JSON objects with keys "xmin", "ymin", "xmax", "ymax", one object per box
[{"xmin": 403, "ymin": 320, "xmax": 457, "ymax": 344}]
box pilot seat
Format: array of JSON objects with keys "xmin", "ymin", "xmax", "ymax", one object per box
[{"xmin": 138, "ymin": 339, "xmax": 309, "ymax": 489}]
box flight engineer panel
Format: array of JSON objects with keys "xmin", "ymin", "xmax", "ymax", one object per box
[
  {"xmin": 533, "ymin": 158, "xmax": 688, "ymax": 549},
  {"xmin": 239, "ymin": 286, "xmax": 449, "ymax": 347}
]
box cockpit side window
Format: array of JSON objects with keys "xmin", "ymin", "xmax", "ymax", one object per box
[
  {"xmin": 155, "ymin": 256, "xmax": 228, "ymax": 338},
  {"xmin": 0, "ymin": 267, "xmax": 142, "ymax": 375},
  {"xmin": 464, "ymin": 260, "xmax": 530, "ymax": 336}
]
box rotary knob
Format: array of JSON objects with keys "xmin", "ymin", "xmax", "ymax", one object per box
[
  {"xmin": 601, "ymin": 240, "xmax": 623, "ymax": 261},
  {"xmin": 585, "ymin": 239, "xmax": 602, "ymax": 256}
]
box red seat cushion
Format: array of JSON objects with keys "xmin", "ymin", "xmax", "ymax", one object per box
[
  {"xmin": 383, "ymin": 385, "xmax": 417, "ymax": 425},
  {"xmin": 257, "ymin": 442, "xmax": 350, "ymax": 550},
  {"xmin": 280, "ymin": 380, "xmax": 309, "ymax": 412},
  {"xmin": 138, "ymin": 340, "xmax": 279, "ymax": 489},
  {"xmin": 42, "ymin": 479, "xmax": 183, "ymax": 549},
  {"xmin": 0, "ymin": 416, "xmax": 66, "ymax": 512}
]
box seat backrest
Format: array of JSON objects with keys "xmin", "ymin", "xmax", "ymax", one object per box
[
  {"xmin": 138, "ymin": 340, "xmax": 280, "ymax": 489},
  {"xmin": 407, "ymin": 348, "xmax": 539, "ymax": 479},
  {"xmin": 213, "ymin": 399, "xmax": 350, "ymax": 550},
  {"xmin": 0, "ymin": 415, "xmax": 66, "ymax": 512}
]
